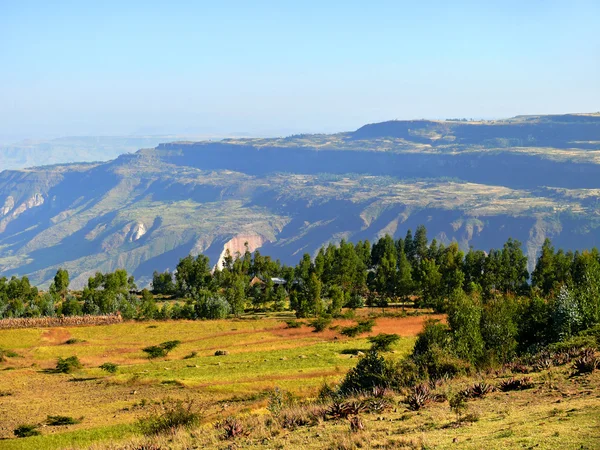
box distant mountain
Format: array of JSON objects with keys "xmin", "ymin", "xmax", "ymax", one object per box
[
  {"xmin": 0, "ymin": 135, "xmax": 228, "ymax": 170},
  {"xmin": 1, "ymin": 113, "xmax": 600, "ymax": 288}
]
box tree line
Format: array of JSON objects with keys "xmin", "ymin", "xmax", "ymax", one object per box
[{"xmin": 1, "ymin": 225, "xmax": 600, "ymax": 356}]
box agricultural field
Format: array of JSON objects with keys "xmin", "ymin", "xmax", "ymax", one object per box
[
  {"xmin": 1, "ymin": 312, "xmax": 599, "ymax": 449},
  {"xmin": 0, "ymin": 311, "xmax": 430, "ymax": 449}
]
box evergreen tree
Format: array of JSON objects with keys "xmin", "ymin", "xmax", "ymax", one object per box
[{"xmin": 531, "ymin": 238, "xmax": 556, "ymax": 294}]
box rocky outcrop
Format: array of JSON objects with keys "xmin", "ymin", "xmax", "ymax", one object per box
[{"xmin": 216, "ymin": 234, "xmax": 269, "ymax": 270}]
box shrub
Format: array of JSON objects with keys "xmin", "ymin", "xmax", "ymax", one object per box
[
  {"xmin": 99, "ymin": 362, "xmax": 118, "ymax": 374},
  {"xmin": 340, "ymin": 319, "xmax": 375, "ymax": 337},
  {"xmin": 64, "ymin": 338, "xmax": 84, "ymax": 345},
  {"xmin": 412, "ymin": 345, "xmax": 471, "ymax": 381},
  {"xmin": 338, "ymin": 350, "xmax": 394, "ymax": 394},
  {"xmin": 285, "ymin": 320, "xmax": 303, "ymax": 329},
  {"xmin": 195, "ymin": 295, "xmax": 230, "ymax": 320},
  {"xmin": 411, "ymin": 320, "xmax": 450, "ymax": 358},
  {"xmin": 183, "ymin": 351, "xmax": 197, "ymax": 359},
  {"xmin": 368, "ymin": 333, "xmax": 400, "ymax": 352},
  {"xmin": 142, "ymin": 340, "xmax": 181, "ymax": 359},
  {"xmin": 317, "ymin": 381, "xmax": 337, "ymax": 402},
  {"xmin": 449, "ymin": 393, "xmax": 468, "ymax": 420},
  {"xmin": 267, "ymin": 388, "xmax": 298, "ymax": 417},
  {"xmin": 138, "ymin": 399, "xmax": 201, "ymax": 435},
  {"xmin": 46, "ymin": 415, "xmax": 82, "ymax": 426},
  {"xmin": 56, "ymin": 356, "xmax": 82, "ymax": 373},
  {"xmin": 14, "ymin": 424, "xmax": 40, "ymax": 438},
  {"xmin": 214, "ymin": 350, "xmax": 229, "ymax": 356},
  {"xmin": 309, "ymin": 316, "xmax": 332, "ymax": 332}
]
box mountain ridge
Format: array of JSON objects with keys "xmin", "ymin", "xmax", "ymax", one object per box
[{"xmin": 1, "ymin": 114, "xmax": 600, "ymax": 288}]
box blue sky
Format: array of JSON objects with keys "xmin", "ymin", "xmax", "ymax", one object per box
[{"xmin": 1, "ymin": 0, "xmax": 599, "ymax": 139}]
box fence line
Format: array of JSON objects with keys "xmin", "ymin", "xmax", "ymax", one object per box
[{"xmin": 0, "ymin": 314, "xmax": 123, "ymax": 329}]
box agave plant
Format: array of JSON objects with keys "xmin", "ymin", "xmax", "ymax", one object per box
[
  {"xmin": 462, "ymin": 381, "xmax": 495, "ymax": 399},
  {"xmin": 325, "ymin": 400, "xmax": 366, "ymax": 420},
  {"xmin": 404, "ymin": 383, "xmax": 432, "ymax": 411},
  {"xmin": 349, "ymin": 415, "xmax": 365, "ymax": 432},
  {"xmin": 218, "ymin": 417, "xmax": 247, "ymax": 440},
  {"xmin": 499, "ymin": 377, "xmax": 533, "ymax": 392},
  {"xmin": 573, "ymin": 354, "xmax": 599, "ymax": 375}
]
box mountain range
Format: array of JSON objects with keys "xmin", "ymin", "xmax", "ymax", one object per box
[{"xmin": 1, "ymin": 113, "xmax": 600, "ymax": 288}]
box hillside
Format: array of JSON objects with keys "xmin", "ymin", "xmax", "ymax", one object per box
[{"xmin": 1, "ymin": 114, "xmax": 600, "ymax": 288}]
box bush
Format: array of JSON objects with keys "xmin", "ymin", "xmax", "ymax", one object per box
[
  {"xmin": 339, "ymin": 350, "xmax": 395, "ymax": 394},
  {"xmin": 183, "ymin": 351, "xmax": 197, "ymax": 359},
  {"xmin": 368, "ymin": 333, "xmax": 400, "ymax": 352},
  {"xmin": 64, "ymin": 338, "xmax": 84, "ymax": 345},
  {"xmin": 138, "ymin": 399, "xmax": 201, "ymax": 435},
  {"xmin": 285, "ymin": 320, "xmax": 303, "ymax": 329},
  {"xmin": 14, "ymin": 424, "xmax": 40, "ymax": 438},
  {"xmin": 142, "ymin": 340, "xmax": 181, "ymax": 359},
  {"xmin": 56, "ymin": 356, "xmax": 82, "ymax": 373},
  {"xmin": 195, "ymin": 295, "xmax": 230, "ymax": 320},
  {"xmin": 99, "ymin": 362, "xmax": 118, "ymax": 374},
  {"xmin": 214, "ymin": 350, "xmax": 229, "ymax": 356},
  {"xmin": 412, "ymin": 345, "xmax": 471, "ymax": 381},
  {"xmin": 340, "ymin": 319, "xmax": 375, "ymax": 337},
  {"xmin": 46, "ymin": 415, "xmax": 82, "ymax": 426},
  {"xmin": 309, "ymin": 316, "xmax": 332, "ymax": 332},
  {"xmin": 411, "ymin": 320, "xmax": 450, "ymax": 358}
]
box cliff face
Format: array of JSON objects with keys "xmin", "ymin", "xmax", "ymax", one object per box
[{"xmin": 1, "ymin": 114, "xmax": 600, "ymax": 288}]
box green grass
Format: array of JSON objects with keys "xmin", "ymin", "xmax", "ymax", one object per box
[
  {"xmin": 0, "ymin": 424, "xmax": 136, "ymax": 450},
  {"xmin": 0, "ymin": 314, "xmax": 417, "ymax": 448}
]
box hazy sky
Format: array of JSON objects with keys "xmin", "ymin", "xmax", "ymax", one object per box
[{"xmin": 1, "ymin": 0, "xmax": 599, "ymax": 139}]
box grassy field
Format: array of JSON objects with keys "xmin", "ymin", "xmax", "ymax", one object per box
[
  {"xmin": 0, "ymin": 312, "xmax": 427, "ymax": 449},
  {"xmin": 1, "ymin": 312, "xmax": 599, "ymax": 449}
]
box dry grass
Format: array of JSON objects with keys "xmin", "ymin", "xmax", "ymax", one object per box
[{"xmin": 0, "ymin": 314, "xmax": 123, "ymax": 330}]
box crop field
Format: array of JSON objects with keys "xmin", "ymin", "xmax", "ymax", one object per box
[{"xmin": 0, "ymin": 312, "xmax": 433, "ymax": 449}]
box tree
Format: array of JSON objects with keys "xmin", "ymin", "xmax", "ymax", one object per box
[
  {"xmin": 531, "ymin": 238, "xmax": 556, "ymax": 295},
  {"xmin": 480, "ymin": 295, "xmax": 518, "ymax": 364},
  {"xmin": 396, "ymin": 244, "xmax": 413, "ymax": 302},
  {"xmin": 499, "ymin": 238, "xmax": 529, "ymax": 294},
  {"xmin": 138, "ymin": 289, "xmax": 157, "ymax": 320},
  {"xmin": 152, "ymin": 270, "xmax": 175, "ymax": 295},
  {"xmin": 50, "ymin": 269, "xmax": 69, "ymax": 300},
  {"xmin": 551, "ymin": 285, "xmax": 582, "ymax": 340},
  {"xmin": 447, "ymin": 291, "xmax": 484, "ymax": 365},
  {"xmin": 327, "ymin": 285, "xmax": 344, "ymax": 316},
  {"xmin": 175, "ymin": 255, "xmax": 212, "ymax": 297},
  {"xmin": 417, "ymin": 259, "xmax": 442, "ymax": 308},
  {"xmin": 225, "ymin": 276, "xmax": 246, "ymax": 316},
  {"xmin": 413, "ymin": 225, "xmax": 429, "ymax": 263}
]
